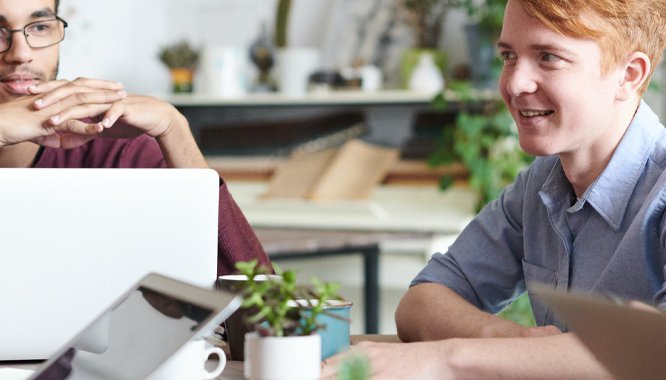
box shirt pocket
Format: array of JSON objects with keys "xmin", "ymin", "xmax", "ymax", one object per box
[{"xmin": 522, "ymin": 259, "xmax": 557, "ymax": 326}]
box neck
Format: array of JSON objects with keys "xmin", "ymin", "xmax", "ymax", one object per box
[
  {"xmin": 0, "ymin": 142, "xmax": 40, "ymax": 168},
  {"xmin": 560, "ymin": 98, "xmax": 640, "ymax": 197}
]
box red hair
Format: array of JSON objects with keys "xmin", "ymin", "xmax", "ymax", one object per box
[{"xmin": 519, "ymin": 0, "xmax": 666, "ymax": 94}]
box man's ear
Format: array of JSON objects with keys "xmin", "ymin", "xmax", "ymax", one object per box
[{"xmin": 616, "ymin": 51, "xmax": 651, "ymax": 100}]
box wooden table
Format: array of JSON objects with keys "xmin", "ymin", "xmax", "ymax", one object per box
[
  {"xmin": 219, "ymin": 335, "xmax": 400, "ymax": 380},
  {"xmin": 0, "ymin": 335, "xmax": 401, "ymax": 380}
]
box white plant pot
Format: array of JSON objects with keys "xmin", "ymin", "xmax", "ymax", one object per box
[
  {"xmin": 276, "ymin": 47, "xmax": 320, "ymax": 96},
  {"xmin": 408, "ymin": 52, "xmax": 444, "ymax": 95},
  {"xmin": 199, "ymin": 45, "xmax": 249, "ymax": 97},
  {"xmin": 244, "ymin": 332, "xmax": 321, "ymax": 380}
]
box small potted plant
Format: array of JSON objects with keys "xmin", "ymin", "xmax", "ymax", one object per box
[
  {"xmin": 157, "ymin": 40, "xmax": 200, "ymax": 93},
  {"xmin": 234, "ymin": 260, "xmax": 348, "ymax": 380},
  {"xmin": 398, "ymin": 0, "xmax": 458, "ymax": 89}
]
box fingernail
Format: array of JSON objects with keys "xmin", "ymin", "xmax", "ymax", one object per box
[
  {"xmin": 33, "ymin": 98, "xmax": 43, "ymax": 107},
  {"xmin": 117, "ymin": 90, "xmax": 127, "ymax": 97},
  {"xmin": 115, "ymin": 82, "xmax": 124, "ymax": 88},
  {"xmin": 28, "ymin": 85, "xmax": 37, "ymax": 92},
  {"xmin": 102, "ymin": 118, "xmax": 112, "ymax": 128},
  {"xmin": 50, "ymin": 115, "xmax": 60, "ymax": 124}
]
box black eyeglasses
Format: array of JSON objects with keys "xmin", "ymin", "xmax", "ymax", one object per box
[{"xmin": 0, "ymin": 16, "xmax": 68, "ymax": 53}]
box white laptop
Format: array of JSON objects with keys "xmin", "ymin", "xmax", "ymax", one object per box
[
  {"xmin": 533, "ymin": 284, "xmax": 666, "ymax": 380},
  {"xmin": 0, "ymin": 169, "xmax": 220, "ymax": 360}
]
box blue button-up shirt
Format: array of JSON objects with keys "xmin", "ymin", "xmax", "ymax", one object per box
[{"xmin": 413, "ymin": 100, "xmax": 666, "ymax": 329}]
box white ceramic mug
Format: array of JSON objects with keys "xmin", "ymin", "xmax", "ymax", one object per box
[
  {"xmin": 199, "ymin": 45, "xmax": 249, "ymax": 97},
  {"xmin": 147, "ymin": 340, "xmax": 226, "ymax": 380}
]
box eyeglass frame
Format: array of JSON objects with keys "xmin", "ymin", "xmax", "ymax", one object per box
[{"xmin": 0, "ymin": 16, "xmax": 68, "ymax": 54}]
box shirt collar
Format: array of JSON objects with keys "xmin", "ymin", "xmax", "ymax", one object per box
[{"xmin": 540, "ymin": 100, "xmax": 661, "ymax": 230}]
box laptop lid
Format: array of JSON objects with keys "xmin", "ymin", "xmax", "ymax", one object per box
[
  {"xmin": 29, "ymin": 272, "xmax": 241, "ymax": 380},
  {"xmin": 0, "ymin": 169, "xmax": 220, "ymax": 360},
  {"xmin": 533, "ymin": 284, "xmax": 666, "ymax": 380}
]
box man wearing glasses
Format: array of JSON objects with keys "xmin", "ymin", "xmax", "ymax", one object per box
[{"xmin": 0, "ymin": 0, "xmax": 271, "ymax": 275}]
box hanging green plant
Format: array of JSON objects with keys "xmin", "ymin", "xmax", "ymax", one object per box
[{"xmin": 429, "ymin": 82, "xmax": 534, "ymax": 212}]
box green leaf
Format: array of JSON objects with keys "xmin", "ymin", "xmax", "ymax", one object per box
[{"xmin": 337, "ymin": 354, "xmax": 371, "ymax": 380}]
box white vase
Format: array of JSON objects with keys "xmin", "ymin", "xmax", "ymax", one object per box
[
  {"xmin": 244, "ymin": 332, "xmax": 321, "ymax": 380},
  {"xmin": 199, "ymin": 45, "xmax": 249, "ymax": 97},
  {"xmin": 276, "ymin": 47, "xmax": 320, "ymax": 96},
  {"xmin": 408, "ymin": 52, "xmax": 444, "ymax": 94}
]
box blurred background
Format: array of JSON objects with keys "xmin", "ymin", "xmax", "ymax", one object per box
[{"xmin": 56, "ymin": 0, "xmax": 666, "ymax": 335}]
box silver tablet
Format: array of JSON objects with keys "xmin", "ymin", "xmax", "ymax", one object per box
[{"xmin": 29, "ymin": 273, "xmax": 241, "ymax": 380}]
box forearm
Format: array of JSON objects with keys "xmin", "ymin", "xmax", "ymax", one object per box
[
  {"xmin": 0, "ymin": 142, "xmax": 40, "ymax": 167},
  {"xmin": 396, "ymin": 283, "xmax": 527, "ymax": 341},
  {"xmin": 156, "ymin": 112, "xmax": 208, "ymax": 168},
  {"xmin": 442, "ymin": 333, "xmax": 612, "ymax": 379}
]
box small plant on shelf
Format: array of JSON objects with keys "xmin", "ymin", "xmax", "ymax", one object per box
[
  {"xmin": 158, "ymin": 40, "xmax": 200, "ymax": 70},
  {"xmin": 157, "ymin": 40, "xmax": 200, "ymax": 93}
]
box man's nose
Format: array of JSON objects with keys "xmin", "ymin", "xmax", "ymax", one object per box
[
  {"xmin": 2, "ymin": 32, "xmax": 33, "ymax": 65},
  {"xmin": 504, "ymin": 62, "xmax": 538, "ymax": 97}
]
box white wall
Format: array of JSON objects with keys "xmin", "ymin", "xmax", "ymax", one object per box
[
  {"xmin": 57, "ymin": 0, "xmax": 469, "ymax": 94},
  {"xmin": 58, "ymin": 0, "xmax": 337, "ymax": 94},
  {"xmin": 58, "ymin": 0, "xmax": 170, "ymax": 94}
]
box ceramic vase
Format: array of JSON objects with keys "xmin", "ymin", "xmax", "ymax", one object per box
[
  {"xmin": 244, "ymin": 332, "xmax": 321, "ymax": 380},
  {"xmin": 400, "ymin": 48, "xmax": 446, "ymax": 89},
  {"xmin": 275, "ymin": 47, "xmax": 320, "ymax": 96},
  {"xmin": 464, "ymin": 23, "xmax": 497, "ymax": 89},
  {"xmin": 407, "ymin": 52, "xmax": 445, "ymax": 94}
]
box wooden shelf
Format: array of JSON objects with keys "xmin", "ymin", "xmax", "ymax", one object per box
[
  {"xmin": 206, "ymin": 156, "xmax": 467, "ymax": 185},
  {"xmin": 160, "ymin": 88, "xmax": 498, "ymax": 107}
]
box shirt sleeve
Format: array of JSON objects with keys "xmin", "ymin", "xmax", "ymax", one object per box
[
  {"xmin": 411, "ymin": 165, "xmax": 531, "ymax": 314},
  {"xmin": 216, "ymin": 179, "xmax": 272, "ymax": 276}
]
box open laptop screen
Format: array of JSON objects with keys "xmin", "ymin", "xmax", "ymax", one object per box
[{"xmin": 0, "ymin": 169, "xmax": 220, "ymax": 360}]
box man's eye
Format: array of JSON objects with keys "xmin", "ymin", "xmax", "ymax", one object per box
[
  {"xmin": 499, "ymin": 51, "xmax": 516, "ymax": 62},
  {"xmin": 541, "ymin": 53, "xmax": 560, "ymax": 62},
  {"xmin": 28, "ymin": 22, "xmax": 53, "ymax": 34}
]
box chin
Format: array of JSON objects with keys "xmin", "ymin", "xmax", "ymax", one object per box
[{"xmin": 518, "ymin": 139, "xmax": 558, "ymax": 157}]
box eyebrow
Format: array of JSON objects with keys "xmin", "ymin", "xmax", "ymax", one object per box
[
  {"xmin": 497, "ymin": 41, "xmax": 576, "ymax": 56},
  {"xmin": 0, "ymin": 8, "xmax": 56, "ymax": 24}
]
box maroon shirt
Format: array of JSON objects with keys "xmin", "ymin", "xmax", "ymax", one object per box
[{"xmin": 33, "ymin": 135, "xmax": 271, "ymax": 275}]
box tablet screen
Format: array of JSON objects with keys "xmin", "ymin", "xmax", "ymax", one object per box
[{"xmin": 32, "ymin": 283, "xmax": 220, "ymax": 380}]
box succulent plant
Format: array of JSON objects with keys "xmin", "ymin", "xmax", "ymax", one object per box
[
  {"xmin": 235, "ymin": 260, "xmax": 347, "ymax": 337},
  {"xmin": 158, "ymin": 40, "xmax": 200, "ymax": 70}
]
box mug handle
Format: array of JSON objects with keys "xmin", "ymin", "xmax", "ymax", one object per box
[{"xmin": 203, "ymin": 346, "xmax": 226, "ymax": 379}]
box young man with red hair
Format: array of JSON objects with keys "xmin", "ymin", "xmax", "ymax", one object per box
[{"xmin": 324, "ymin": 0, "xmax": 666, "ymax": 377}]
